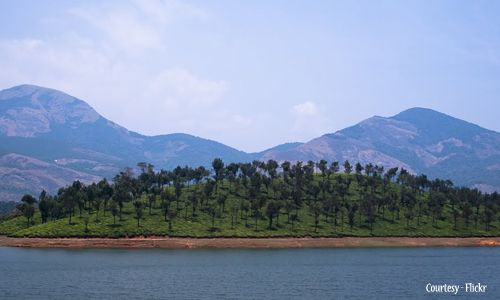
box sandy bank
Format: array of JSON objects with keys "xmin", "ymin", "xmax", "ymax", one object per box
[{"xmin": 1, "ymin": 236, "xmax": 500, "ymax": 249}]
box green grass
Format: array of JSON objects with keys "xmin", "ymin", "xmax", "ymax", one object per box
[{"xmin": 1, "ymin": 175, "xmax": 499, "ymax": 238}]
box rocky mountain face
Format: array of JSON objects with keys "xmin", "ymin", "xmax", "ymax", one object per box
[
  {"xmin": 0, "ymin": 85, "xmax": 254, "ymax": 200},
  {"xmin": 263, "ymin": 108, "xmax": 500, "ymax": 192},
  {"xmin": 0, "ymin": 84, "xmax": 498, "ymax": 201}
]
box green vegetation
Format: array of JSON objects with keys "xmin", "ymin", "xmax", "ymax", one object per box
[
  {"xmin": 1, "ymin": 159, "xmax": 499, "ymax": 238},
  {"xmin": 0, "ymin": 201, "xmax": 17, "ymax": 217}
]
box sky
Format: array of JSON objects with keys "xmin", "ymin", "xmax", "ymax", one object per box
[{"xmin": 0, "ymin": 0, "xmax": 499, "ymax": 152}]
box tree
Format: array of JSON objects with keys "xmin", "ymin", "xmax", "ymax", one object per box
[
  {"xmin": 229, "ymin": 202, "xmax": 239, "ymax": 230},
  {"xmin": 113, "ymin": 186, "xmax": 131, "ymax": 221},
  {"xmin": 482, "ymin": 209, "xmax": 494, "ymax": 232},
  {"xmin": 148, "ymin": 194, "xmax": 156, "ymax": 215},
  {"xmin": 343, "ymin": 160, "xmax": 352, "ymax": 174},
  {"xmin": 167, "ymin": 211, "xmax": 178, "ymax": 232},
  {"xmin": 22, "ymin": 194, "xmax": 38, "ymax": 205},
  {"xmin": 284, "ymin": 200, "xmax": 295, "ymax": 224},
  {"xmin": 133, "ymin": 200, "xmax": 143, "ymax": 227},
  {"xmin": 266, "ymin": 200, "xmax": 280, "ymax": 228},
  {"xmin": 328, "ymin": 161, "xmax": 339, "ymax": 179},
  {"xmin": 309, "ymin": 202, "xmax": 322, "ymax": 233},
  {"xmin": 348, "ymin": 206, "xmax": 356, "ymax": 230},
  {"xmin": 84, "ymin": 216, "xmax": 90, "ymax": 233},
  {"xmin": 212, "ymin": 158, "xmax": 225, "ymax": 191},
  {"xmin": 110, "ymin": 201, "xmax": 119, "ymax": 225},
  {"xmin": 38, "ymin": 196, "xmax": 52, "ymax": 224},
  {"xmin": 404, "ymin": 208, "xmax": 414, "ymax": 230},
  {"xmin": 290, "ymin": 214, "xmax": 298, "ymax": 231},
  {"xmin": 355, "ymin": 162, "xmax": 364, "ymax": 175},
  {"xmin": 266, "ymin": 159, "xmax": 279, "ymax": 182},
  {"xmin": 175, "ymin": 181, "xmax": 183, "ymax": 210},
  {"xmin": 77, "ymin": 193, "xmax": 85, "ymax": 218},
  {"xmin": 161, "ymin": 198, "xmax": 171, "ymax": 222},
  {"xmin": 17, "ymin": 203, "xmax": 35, "ymax": 228},
  {"xmin": 189, "ymin": 193, "xmax": 198, "ymax": 216},
  {"xmin": 217, "ymin": 193, "xmax": 228, "ymax": 213},
  {"xmin": 317, "ymin": 159, "xmax": 328, "ymax": 180},
  {"xmin": 93, "ymin": 198, "xmax": 103, "ymax": 222},
  {"xmin": 240, "ymin": 200, "xmax": 250, "ymax": 227},
  {"xmin": 339, "ymin": 207, "xmax": 347, "ymax": 232},
  {"xmin": 207, "ymin": 205, "xmax": 217, "ymax": 230},
  {"xmin": 453, "ymin": 209, "xmax": 460, "ymax": 230},
  {"xmin": 253, "ymin": 206, "xmax": 261, "ymax": 231},
  {"xmin": 463, "ymin": 202, "xmax": 472, "ymax": 228},
  {"xmin": 184, "ymin": 199, "xmax": 191, "ymax": 220},
  {"xmin": 281, "ymin": 161, "xmax": 292, "ymax": 189}
]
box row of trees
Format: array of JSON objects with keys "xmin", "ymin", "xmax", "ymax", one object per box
[{"xmin": 16, "ymin": 158, "xmax": 500, "ymax": 235}]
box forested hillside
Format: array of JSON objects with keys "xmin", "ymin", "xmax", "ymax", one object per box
[{"xmin": 2, "ymin": 159, "xmax": 499, "ymax": 238}]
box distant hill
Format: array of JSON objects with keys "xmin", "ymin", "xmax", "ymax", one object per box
[
  {"xmin": 0, "ymin": 84, "xmax": 499, "ymax": 200},
  {"xmin": 0, "ymin": 85, "xmax": 255, "ymax": 200},
  {"xmin": 263, "ymin": 108, "xmax": 500, "ymax": 191}
]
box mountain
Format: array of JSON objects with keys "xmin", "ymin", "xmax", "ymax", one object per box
[
  {"xmin": 0, "ymin": 85, "xmax": 254, "ymax": 200},
  {"xmin": 263, "ymin": 108, "xmax": 500, "ymax": 191},
  {"xmin": 1, "ymin": 84, "xmax": 499, "ymax": 201},
  {"xmin": 250, "ymin": 142, "xmax": 304, "ymax": 160}
]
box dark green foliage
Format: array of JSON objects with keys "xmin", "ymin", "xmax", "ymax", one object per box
[{"xmin": 1, "ymin": 158, "xmax": 500, "ymax": 239}]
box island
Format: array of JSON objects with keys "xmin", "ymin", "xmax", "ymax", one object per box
[{"xmin": 1, "ymin": 159, "xmax": 499, "ymax": 248}]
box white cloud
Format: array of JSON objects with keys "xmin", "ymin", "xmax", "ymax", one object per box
[
  {"xmin": 290, "ymin": 101, "xmax": 331, "ymax": 140},
  {"xmin": 0, "ymin": 1, "xmax": 237, "ymax": 144},
  {"xmin": 0, "ymin": 0, "xmax": 330, "ymax": 152},
  {"xmin": 149, "ymin": 69, "xmax": 228, "ymax": 110},
  {"xmin": 292, "ymin": 101, "xmax": 318, "ymax": 117},
  {"xmin": 69, "ymin": 7, "xmax": 163, "ymax": 53},
  {"xmin": 132, "ymin": 0, "xmax": 209, "ymax": 23},
  {"xmin": 231, "ymin": 114, "xmax": 252, "ymax": 127}
]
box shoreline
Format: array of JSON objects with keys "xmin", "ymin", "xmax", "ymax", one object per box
[{"xmin": 1, "ymin": 235, "xmax": 500, "ymax": 249}]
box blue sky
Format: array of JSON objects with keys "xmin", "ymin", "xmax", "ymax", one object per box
[{"xmin": 0, "ymin": 0, "xmax": 499, "ymax": 152}]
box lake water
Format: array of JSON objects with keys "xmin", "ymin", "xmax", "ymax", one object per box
[{"xmin": 0, "ymin": 246, "xmax": 498, "ymax": 299}]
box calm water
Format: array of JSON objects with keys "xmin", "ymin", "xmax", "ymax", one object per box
[{"xmin": 0, "ymin": 246, "xmax": 499, "ymax": 299}]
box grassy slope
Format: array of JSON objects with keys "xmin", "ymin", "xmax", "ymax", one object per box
[{"xmin": 1, "ymin": 174, "xmax": 498, "ymax": 238}]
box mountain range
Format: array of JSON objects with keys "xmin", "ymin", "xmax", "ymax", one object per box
[{"xmin": 0, "ymin": 84, "xmax": 499, "ymax": 201}]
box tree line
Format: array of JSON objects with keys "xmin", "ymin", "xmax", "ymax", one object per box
[{"xmin": 14, "ymin": 158, "xmax": 500, "ymax": 235}]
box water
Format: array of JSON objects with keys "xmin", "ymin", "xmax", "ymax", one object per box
[{"xmin": 0, "ymin": 246, "xmax": 498, "ymax": 299}]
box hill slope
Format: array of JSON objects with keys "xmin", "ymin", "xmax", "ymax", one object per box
[
  {"xmin": 263, "ymin": 108, "xmax": 500, "ymax": 191},
  {"xmin": 0, "ymin": 85, "xmax": 254, "ymax": 200},
  {"xmin": 1, "ymin": 84, "xmax": 499, "ymax": 200}
]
